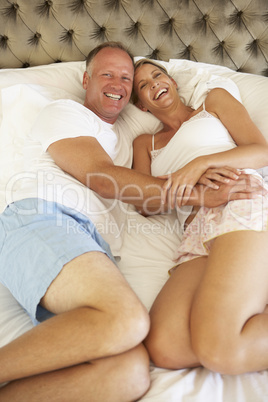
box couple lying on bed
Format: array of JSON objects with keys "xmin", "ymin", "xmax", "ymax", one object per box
[{"xmin": 0, "ymin": 41, "xmax": 267, "ymax": 401}]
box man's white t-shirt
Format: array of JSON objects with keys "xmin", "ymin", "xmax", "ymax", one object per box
[{"xmin": 5, "ymin": 99, "xmax": 160, "ymax": 256}]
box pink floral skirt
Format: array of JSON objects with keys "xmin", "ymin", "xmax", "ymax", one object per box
[{"xmin": 172, "ymin": 195, "xmax": 268, "ymax": 270}]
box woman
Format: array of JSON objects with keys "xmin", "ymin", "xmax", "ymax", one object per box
[{"xmin": 132, "ymin": 59, "xmax": 268, "ymax": 375}]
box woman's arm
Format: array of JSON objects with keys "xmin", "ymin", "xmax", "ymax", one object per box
[
  {"xmin": 202, "ymin": 88, "xmax": 268, "ymax": 169},
  {"xmin": 132, "ymin": 133, "xmax": 168, "ymax": 215},
  {"xmin": 162, "ymin": 89, "xmax": 268, "ymax": 206},
  {"xmin": 132, "ymin": 134, "xmax": 152, "ymax": 175}
]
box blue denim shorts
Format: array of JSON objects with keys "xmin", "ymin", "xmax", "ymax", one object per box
[{"xmin": 0, "ymin": 198, "xmax": 115, "ymax": 325}]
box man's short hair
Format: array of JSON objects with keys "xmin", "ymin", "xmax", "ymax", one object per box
[{"xmin": 86, "ymin": 41, "xmax": 134, "ymax": 76}]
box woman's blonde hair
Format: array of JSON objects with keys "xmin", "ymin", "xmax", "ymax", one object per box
[{"xmin": 134, "ymin": 58, "xmax": 168, "ymax": 74}]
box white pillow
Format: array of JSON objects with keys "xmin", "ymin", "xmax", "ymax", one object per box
[
  {"xmin": 0, "ymin": 61, "xmax": 86, "ymax": 130},
  {"xmin": 168, "ymin": 59, "xmax": 268, "ymax": 141}
]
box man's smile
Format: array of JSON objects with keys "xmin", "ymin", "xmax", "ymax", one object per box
[{"xmin": 104, "ymin": 93, "xmax": 123, "ymax": 100}]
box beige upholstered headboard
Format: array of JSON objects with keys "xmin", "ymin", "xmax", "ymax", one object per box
[{"xmin": 0, "ymin": 0, "xmax": 267, "ymax": 76}]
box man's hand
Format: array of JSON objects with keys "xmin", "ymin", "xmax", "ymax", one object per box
[{"xmin": 161, "ymin": 166, "xmax": 243, "ymax": 209}]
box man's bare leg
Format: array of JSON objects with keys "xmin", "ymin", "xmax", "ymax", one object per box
[
  {"xmin": 0, "ymin": 252, "xmax": 150, "ymax": 399},
  {"xmin": 0, "ymin": 344, "xmax": 150, "ymax": 402}
]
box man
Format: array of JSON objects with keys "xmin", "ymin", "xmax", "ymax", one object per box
[{"xmin": 0, "ymin": 42, "xmax": 262, "ymax": 401}]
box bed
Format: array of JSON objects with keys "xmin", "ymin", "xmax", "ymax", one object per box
[{"xmin": 0, "ymin": 0, "xmax": 268, "ymax": 400}]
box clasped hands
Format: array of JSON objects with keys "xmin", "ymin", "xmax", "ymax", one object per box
[{"xmin": 160, "ymin": 165, "xmax": 267, "ymax": 209}]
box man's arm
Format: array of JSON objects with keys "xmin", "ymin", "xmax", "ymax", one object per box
[
  {"xmin": 48, "ymin": 137, "xmax": 265, "ymax": 212},
  {"xmin": 48, "ymin": 136, "xmax": 165, "ymax": 208}
]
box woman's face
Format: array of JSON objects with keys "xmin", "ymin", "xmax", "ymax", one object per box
[{"xmin": 133, "ymin": 63, "xmax": 178, "ymax": 113}]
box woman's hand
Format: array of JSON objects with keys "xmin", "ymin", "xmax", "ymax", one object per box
[
  {"xmin": 198, "ymin": 166, "xmax": 241, "ymax": 188},
  {"xmin": 159, "ymin": 162, "xmax": 242, "ymax": 209},
  {"xmin": 159, "ymin": 157, "xmax": 208, "ymax": 208}
]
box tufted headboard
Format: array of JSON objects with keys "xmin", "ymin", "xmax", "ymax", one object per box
[{"xmin": 0, "ymin": 0, "xmax": 267, "ymax": 76}]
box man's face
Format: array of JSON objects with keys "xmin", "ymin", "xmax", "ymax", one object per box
[{"xmin": 83, "ymin": 47, "xmax": 134, "ymax": 124}]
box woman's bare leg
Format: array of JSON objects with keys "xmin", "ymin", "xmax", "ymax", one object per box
[
  {"xmin": 191, "ymin": 231, "xmax": 268, "ymax": 374},
  {"xmin": 144, "ymin": 257, "xmax": 207, "ymax": 369}
]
